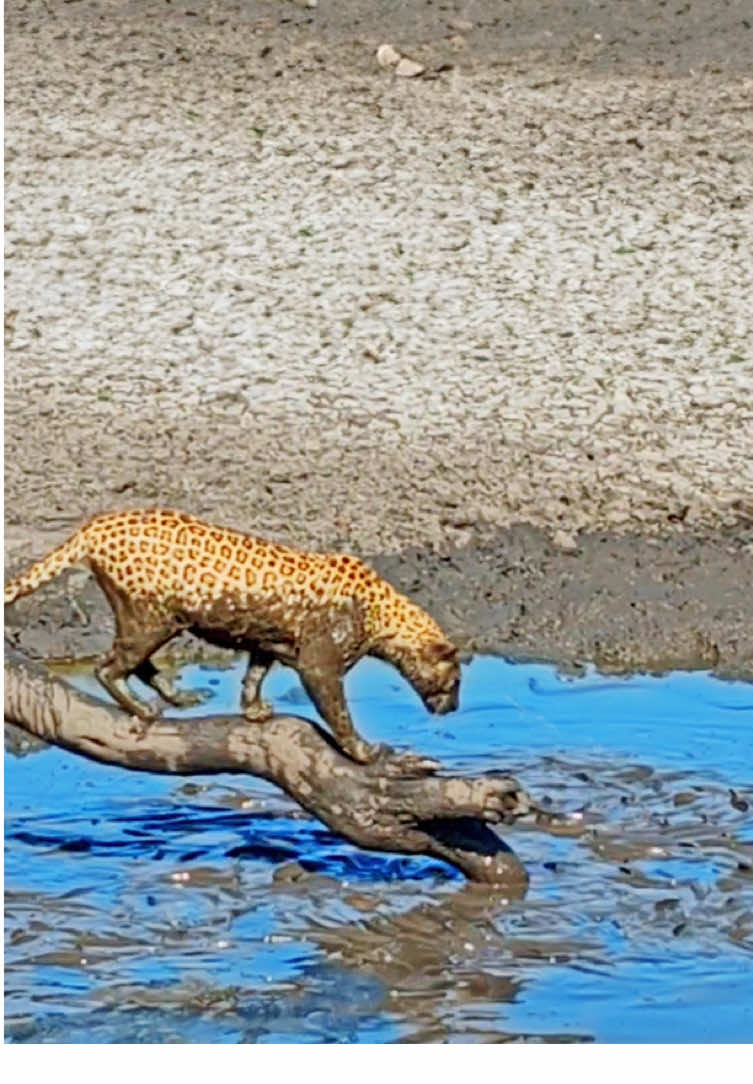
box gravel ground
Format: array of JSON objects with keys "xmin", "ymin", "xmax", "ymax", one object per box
[{"xmin": 4, "ymin": 1, "xmax": 753, "ymax": 673}]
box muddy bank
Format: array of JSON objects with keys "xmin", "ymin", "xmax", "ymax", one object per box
[{"xmin": 373, "ymin": 524, "xmax": 753, "ymax": 679}]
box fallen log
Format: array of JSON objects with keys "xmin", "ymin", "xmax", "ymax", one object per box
[{"xmin": 4, "ymin": 648, "xmax": 533, "ymax": 887}]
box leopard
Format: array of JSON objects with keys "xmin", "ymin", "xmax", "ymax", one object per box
[{"xmin": 4, "ymin": 508, "xmax": 460, "ymax": 763}]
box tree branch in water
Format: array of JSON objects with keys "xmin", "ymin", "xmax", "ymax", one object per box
[{"xmin": 4, "ymin": 648, "xmax": 532, "ymax": 887}]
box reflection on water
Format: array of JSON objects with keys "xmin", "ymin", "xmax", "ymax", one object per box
[{"xmin": 5, "ymin": 656, "xmax": 753, "ymax": 1043}]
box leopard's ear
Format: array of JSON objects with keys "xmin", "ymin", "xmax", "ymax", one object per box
[{"xmin": 427, "ymin": 639, "xmax": 458, "ymax": 663}]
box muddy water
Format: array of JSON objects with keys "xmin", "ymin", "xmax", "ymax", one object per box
[{"xmin": 5, "ymin": 657, "xmax": 753, "ymax": 1043}]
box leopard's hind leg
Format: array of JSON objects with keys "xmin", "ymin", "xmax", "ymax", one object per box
[
  {"xmin": 133, "ymin": 657, "xmax": 206, "ymax": 709},
  {"xmin": 92, "ymin": 567, "xmax": 182, "ymax": 720},
  {"xmin": 241, "ymin": 646, "xmax": 275, "ymax": 721}
]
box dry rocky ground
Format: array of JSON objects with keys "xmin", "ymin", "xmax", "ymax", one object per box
[{"xmin": 4, "ymin": 0, "xmax": 753, "ymax": 675}]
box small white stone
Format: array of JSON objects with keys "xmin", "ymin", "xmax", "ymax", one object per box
[
  {"xmin": 552, "ymin": 528, "xmax": 579, "ymax": 553},
  {"xmin": 395, "ymin": 57, "xmax": 425, "ymax": 78},
  {"xmin": 376, "ymin": 44, "xmax": 401, "ymax": 68}
]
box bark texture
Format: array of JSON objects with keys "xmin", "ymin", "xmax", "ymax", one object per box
[{"xmin": 3, "ymin": 649, "xmax": 532, "ymax": 886}]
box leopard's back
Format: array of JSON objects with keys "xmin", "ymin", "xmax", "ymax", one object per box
[
  {"xmin": 81, "ymin": 509, "xmax": 300, "ymax": 614},
  {"xmin": 6, "ymin": 506, "xmax": 447, "ymax": 651}
]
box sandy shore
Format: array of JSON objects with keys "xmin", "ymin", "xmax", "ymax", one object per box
[{"xmin": 5, "ymin": 1, "xmax": 753, "ymax": 676}]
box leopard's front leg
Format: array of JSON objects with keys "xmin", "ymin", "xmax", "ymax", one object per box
[
  {"xmin": 296, "ymin": 604, "xmax": 380, "ymax": 765},
  {"xmin": 297, "ymin": 665, "xmax": 379, "ymax": 764}
]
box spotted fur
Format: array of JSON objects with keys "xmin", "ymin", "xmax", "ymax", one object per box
[{"xmin": 4, "ymin": 508, "xmax": 460, "ymax": 762}]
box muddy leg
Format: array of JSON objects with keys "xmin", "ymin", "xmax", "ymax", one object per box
[
  {"xmin": 134, "ymin": 658, "xmax": 206, "ymax": 709},
  {"xmin": 241, "ymin": 647, "xmax": 274, "ymax": 721},
  {"xmin": 297, "ymin": 608, "xmax": 379, "ymax": 765},
  {"xmin": 97, "ymin": 644, "xmax": 163, "ymax": 721},
  {"xmin": 96, "ymin": 621, "xmax": 181, "ymax": 721},
  {"xmin": 92, "ymin": 568, "xmax": 180, "ymax": 721},
  {"xmin": 296, "ymin": 658, "xmax": 378, "ymax": 764}
]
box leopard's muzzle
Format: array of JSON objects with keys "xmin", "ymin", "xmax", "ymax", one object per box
[{"xmin": 425, "ymin": 687, "xmax": 459, "ymax": 714}]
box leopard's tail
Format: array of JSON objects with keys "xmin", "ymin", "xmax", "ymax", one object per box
[{"xmin": 4, "ymin": 528, "xmax": 91, "ymax": 606}]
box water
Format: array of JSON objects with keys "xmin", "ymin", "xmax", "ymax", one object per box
[{"xmin": 5, "ymin": 656, "xmax": 753, "ymax": 1043}]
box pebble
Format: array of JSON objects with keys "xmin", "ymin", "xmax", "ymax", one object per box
[
  {"xmin": 552, "ymin": 529, "xmax": 579, "ymax": 554},
  {"xmin": 376, "ymin": 43, "xmax": 401, "ymax": 68},
  {"xmin": 395, "ymin": 57, "xmax": 425, "ymax": 78}
]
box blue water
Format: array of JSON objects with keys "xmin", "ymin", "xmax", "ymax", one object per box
[{"xmin": 5, "ymin": 656, "xmax": 753, "ymax": 1043}]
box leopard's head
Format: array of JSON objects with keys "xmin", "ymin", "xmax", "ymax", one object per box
[
  {"xmin": 415, "ymin": 637, "xmax": 461, "ymax": 714},
  {"xmin": 380, "ymin": 633, "xmax": 460, "ymax": 715}
]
